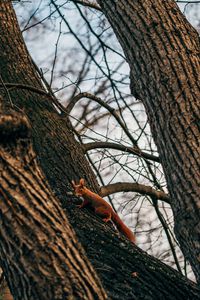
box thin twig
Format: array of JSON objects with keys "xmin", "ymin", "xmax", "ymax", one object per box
[{"xmin": 151, "ymin": 197, "xmax": 182, "ymax": 274}]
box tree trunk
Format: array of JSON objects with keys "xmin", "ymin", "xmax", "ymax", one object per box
[
  {"xmin": 0, "ymin": 1, "xmax": 200, "ymax": 299},
  {"xmin": 0, "ymin": 110, "xmax": 107, "ymax": 300},
  {"xmin": 97, "ymin": 0, "xmax": 200, "ymax": 283}
]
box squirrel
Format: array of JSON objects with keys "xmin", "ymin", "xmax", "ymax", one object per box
[{"xmin": 72, "ymin": 178, "xmax": 135, "ymax": 244}]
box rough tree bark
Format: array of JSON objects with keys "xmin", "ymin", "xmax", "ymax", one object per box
[
  {"xmin": 0, "ymin": 110, "xmax": 107, "ymax": 300},
  {"xmin": 97, "ymin": 0, "xmax": 200, "ymax": 283},
  {"xmin": 0, "ymin": 1, "xmax": 200, "ymax": 299}
]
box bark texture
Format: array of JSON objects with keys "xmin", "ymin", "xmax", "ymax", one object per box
[
  {"xmin": 0, "ymin": 111, "xmax": 107, "ymax": 299},
  {"xmin": 97, "ymin": 0, "xmax": 200, "ymax": 283},
  {"xmin": 0, "ymin": 1, "xmax": 200, "ymax": 299}
]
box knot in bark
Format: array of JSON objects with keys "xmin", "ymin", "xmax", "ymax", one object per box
[{"xmin": 0, "ymin": 112, "xmax": 31, "ymax": 143}]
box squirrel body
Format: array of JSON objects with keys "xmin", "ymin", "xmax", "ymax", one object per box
[{"xmin": 72, "ymin": 178, "xmax": 135, "ymax": 243}]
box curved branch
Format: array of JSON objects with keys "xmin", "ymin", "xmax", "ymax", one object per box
[
  {"xmin": 70, "ymin": 0, "xmax": 101, "ymax": 11},
  {"xmin": 0, "ymin": 82, "xmax": 66, "ymax": 113},
  {"xmin": 0, "ymin": 82, "xmax": 50, "ymax": 96},
  {"xmin": 100, "ymin": 182, "xmax": 170, "ymax": 204},
  {"xmin": 83, "ymin": 141, "xmax": 160, "ymax": 163},
  {"xmin": 66, "ymin": 92, "xmax": 138, "ymax": 145}
]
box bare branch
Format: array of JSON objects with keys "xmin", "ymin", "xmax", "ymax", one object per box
[
  {"xmin": 100, "ymin": 182, "xmax": 170, "ymax": 204},
  {"xmin": 83, "ymin": 141, "xmax": 160, "ymax": 163},
  {"xmin": 0, "ymin": 82, "xmax": 49, "ymax": 96},
  {"xmin": 66, "ymin": 92, "xmax": 138, "ymax": 145},
  {"xmin": 0, "ymin": 82, "xmax": 66, "ymax": 113},
  {"xmin": 70, "ymin": 0, "xmax": 102, "ymax": 11},
  {"xmin": 151, "ymin": 197, "xmax": 182, "ymax": 273}
]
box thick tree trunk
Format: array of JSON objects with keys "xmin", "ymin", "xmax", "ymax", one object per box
[
  {"xmin": 97, "ymin": 0, "xmax": 200, "ymax": 283},
  {"xmin": 0, "ymin": 111, "xmax": 107, "ymax": 299},
  {"xmin": 0, "ymin": 1, "xmax": 200, "ymax": 299}
]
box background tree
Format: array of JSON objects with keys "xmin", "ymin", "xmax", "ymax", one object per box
[
  {"xmin": 0, "ymin": 0, "xmax": 200, "ymax": 299},
  {"xmin": 96, "ymin": 0, "xmax": 200, "ymax": 282}
]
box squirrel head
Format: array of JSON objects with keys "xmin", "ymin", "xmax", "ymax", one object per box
[{"xmin": 71, "ymin": 178, "xmax": 86, "ymax": 196}]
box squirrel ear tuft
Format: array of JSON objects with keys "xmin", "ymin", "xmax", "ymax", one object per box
[
  {"xmin": 71, "ymin": 180, "xmax": 76, "ymax": 188},
  {"xmin": 79, "ymin": 178, "xmax": 85, "ymax": 186}
]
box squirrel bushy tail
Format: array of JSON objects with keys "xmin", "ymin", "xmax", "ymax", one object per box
[{"xmin": 112, "ymin": 212, "xmax": 135, "ymax": 243}]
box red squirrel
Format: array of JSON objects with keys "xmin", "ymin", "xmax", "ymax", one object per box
[{"xmin": 72, "ymin": 178, "xmax": 135, "ymax": 244}]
